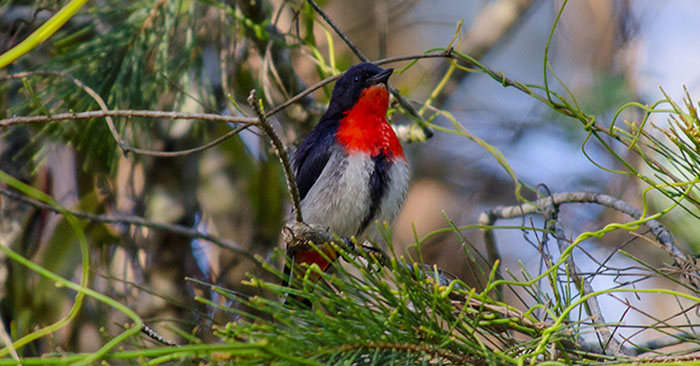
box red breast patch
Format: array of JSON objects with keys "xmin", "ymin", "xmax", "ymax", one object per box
[{"xmin": 335, "ymin": 85, "xmax": 405, "ymax": 159}]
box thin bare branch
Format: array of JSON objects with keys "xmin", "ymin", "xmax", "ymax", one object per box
[
  {"xmin": 264, "ymin": 51, "xmax": 452, "ymax": 119},
  {"xmin": 0, "ymin": 108, "xmax": 257, "ymax": 157},
  {"xmin": 478, "ymin": 191, "xmax": 687, "ymax": 268},
  {"xmin": 374, "ymin": 50, "xmax": 454, "ymax": 66},
  {"xmin": 121, "ymin": 123, "xmax": 253, "ymax": 158},
  {"xmin": 305, "ymin": 0, "xmax": 367, "ymax": 62},
  {"xmin": 304, "ymin": 1, "xmax": 434, "ymax": 141},
  {"xmin": 433, "ymin": 0, "xmax": 537, "ymax": 107},
  {"xmin": 0, "ymin": 187, "xmax": 257, "ymax": 263},
  {"xmin": 141, "ymin": 324, "xmax": 177, "ymax": 347},
  {"xmin": 264, "ymin": 73, "xmax": 342, "ymax": 118},
  {"xmin": 4, "ymin": 71, "xmax": 128, "ymax": 154},
  {"xmin": 0, "ymin": 109, "xmax": 258, "ymax": 127},
  {"xmin": 541, "ymin": 194, "xmax": 625, "ymax": 355},
  {"xmin": 478, "ymin": 191, "xmax": 699, "ymax": 356},
  {"xmin": 247, "ymin": 89, "xmax": 303, "ymax": 223}
]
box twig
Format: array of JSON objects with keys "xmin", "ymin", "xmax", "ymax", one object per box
[
  {"xmin": 0, "ymin": 109, "xmax": 257, "ymax": 127},
  {"xmin": 631, "ymin": 332, "xmax": 697, "ymax": 356},
  {"xmin": 0, "ymin": 50, "xmax": 509, "ymax": 147},
  {"xmin": 0, "ymin": 108, "xmax": 257, "ymax": 157},
  {"xmin": 433, "ymin": 0, "xmax": 537, "ymax": 107},
  {"xmin": 264, "ymin": 50, "xmax": 452, "ymax": 119},
  {"xmin": 540, "ymin": 194, "xmax": 624, "ymax": 356},
  {"xmin": 478, "ymin": 191, "xmax": 689, "ymax": 271},
  {"xmin": 0, "ymin": 187, "xmax": 257, "ymax": 263},
  {"xmin": 373, "ymin": 50, "xmax": 454, "ymax": 67},
  {"xmin": 477, "ymin": 191, "xmax": 699, "ymax": 357},
  {"xmin": 608, "ymin": 291, "xmax": 700, "ymax": 354},
  {"xmin": 305, "ymin": 0, "xmax": 367, "ymax": 63},
  {"xmin": 554, "ymin": 219, "xmax": 623, "ymax": 355},
  {"xmin": 247, "ymin": 90, "xmax": 303, "ymax": 223},
  {"xmin": 304, "ymin": 0, "xmax": 434, "ymax": 141},
  {"xmin": 3, "ymin": 71, "xmax": 260, "ymax": 157},
  {"xmin": 4, "ymin": 71, "xmax": 129, "ymax": 155},
  {"xmin": 264, "ymin": 73, "xmax": 342, "ymax": 118},
  {"xmin": 0, "ymin": 313, "xmax": 19, "ymax": 362},
  {"xmin": 141, "ymin": 324, "xmax": 177, "ymax": 347},
  {"xmin": 115, "ymin": 123, "xmax": 252, "ymax": 158}
]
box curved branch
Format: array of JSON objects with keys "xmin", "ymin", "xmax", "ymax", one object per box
[
  {"xmin": 543, "ymin": 197, "xmax": 624, "ymax": 355},
  {"xmin": 0, "ymin": 109, "xmax": 257, "ymax": 127},
  {"xmin": 0, "ymin": 187, "xmax": 257, "ymax": 263},
  {"xmin": 5, "ymin": 71, "xmax": 128, "ymax": 155},
  {"xmin": 304, "ymin": 0, "xmax": 433, "ymax": 140},
  {"xmin": 0, "ymin": 108, "xmax": 258, "ymax": 157},
  {"xmin": 305, "ymin": 0, "xmax": 367, "ymax": 63},
  {"xmin": 478, "ymin": 192, "xmax": 684, "ymax": 265},
  {"xmin": 263, "ymin": 50, "xmax": 452, "ymax": 120},
  {"xmin": 247, "ymin": 90, "xmax": 303, "ymax": 223},
  {"xmin": 118, "ymin": 123, "xmax": 253, "ymax": 158},
  {"xmin": 478, "ymin": 191, "xmax": 692, "ymax": 356}
]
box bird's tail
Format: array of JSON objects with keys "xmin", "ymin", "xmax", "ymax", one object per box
[{"xmin": 281, "ymin": 245, "xmax": 338, "ymax": 307}]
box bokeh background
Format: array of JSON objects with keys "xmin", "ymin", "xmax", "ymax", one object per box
[{"xmin": 2, "ymin": 0, "xmax": 700, "ymax": 354}]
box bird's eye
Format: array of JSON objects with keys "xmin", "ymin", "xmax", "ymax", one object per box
[{"xmin": 353, "ymin": 75, "xmax": 361, "ymax": 82}]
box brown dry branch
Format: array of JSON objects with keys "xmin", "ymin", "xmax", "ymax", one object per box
[
  {"xmin": 238, "ymin": 0, "xmax": 315, "ymax": 112},
  {"xmin": 4, "ymin": 71, "xmax": 127, "ymax": 155},
  {"xmin": 247, "ymin": 89, "xmax": 303, "ymax": 223},
  {"xmin": 0, "ymin": 109, "xmax": 257, "ymax": 127},
  {"xmin": 2, "ymin": 71, "xmax": 260, "ymax": 157},
  {"xmin": 305, "ymin": 0, "xmax": 434, "ymax": 141},
  {"xmin": 433, "ymin": 0, "xmax": 538, "ymax": 107},
  {"xmin": 478, "ymin": 192, "xmax": 688, "ymax": 274},
  {"xmin": 1, "ymin": 50, "xmax": 562, "ymax": 153},
  {"xmin": 264, "ymin": 50, "xmax": 453, "ymax": 121},
  {"xmin": 478, "ymin": 191, "xmax": 696, "ymax": 356},
  {"xmin": 2, "ymin": 52, "xmax": 455, "ymax": 160},
  {"xmin": 0, "ymin": 107, "xmax": 258, "ymax": 157},
  {"xmin": 0, "ymin": 187, "xmax": 257, "ymax": 263},
  {"xmin": 541, "ymin": 194, "xmax": 624, "ymax": 356},
  {"xmin": 121, "ymin": 124, "xmax": 254, "ymax": 158}
]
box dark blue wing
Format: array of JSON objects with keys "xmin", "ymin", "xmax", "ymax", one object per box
[{"xmin": 293, "ymin": 119, "xmax": 339, "ymax": 201}]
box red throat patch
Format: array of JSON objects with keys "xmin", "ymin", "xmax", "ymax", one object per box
[{"xmin": 335, "ymin": 85, "xmax": 405, "ymax": 159}]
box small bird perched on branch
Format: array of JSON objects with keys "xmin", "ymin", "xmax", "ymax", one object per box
[{"xmin": 284, "ymin": 62, "xmax": 410, "ymax": 300}]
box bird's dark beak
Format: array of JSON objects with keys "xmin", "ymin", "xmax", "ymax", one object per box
[{"xmin": 368, "ymin": 68, "xmax": 393, "ymax": 86}]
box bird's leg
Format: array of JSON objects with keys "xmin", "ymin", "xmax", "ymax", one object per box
[{"xmin": 340, "ymin": 237, "xmax": 388, "ymax": 271}]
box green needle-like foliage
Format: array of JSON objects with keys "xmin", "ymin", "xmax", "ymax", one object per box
[{"xmin": 4, "ymin": 1, "xmax": 700, "ymax": 365}]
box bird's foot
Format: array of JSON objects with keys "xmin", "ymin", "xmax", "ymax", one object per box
[{"xmin": 340, "ymin": 237, "xmax": 387, "ymax": 271}]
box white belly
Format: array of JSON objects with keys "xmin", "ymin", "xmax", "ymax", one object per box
[{"xmin": 300, "ymin": 150, "xmax": 409, "ymax": 240}]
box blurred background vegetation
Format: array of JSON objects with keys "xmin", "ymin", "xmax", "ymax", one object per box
[{"xmin": 2, "ymin": 0, "xmax": 700, "ymax": 364}]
